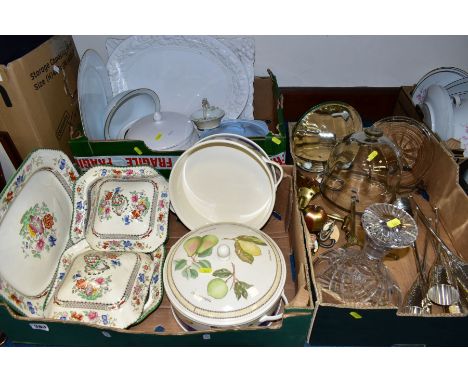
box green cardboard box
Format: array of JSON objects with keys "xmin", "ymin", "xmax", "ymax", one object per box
[
  {"xmin": 68, "ymin": 70, "xmax": 287, "ymax": 178},
  {"xmin": 0, "ymin": 166, "xmax": 314, "ymax": 346}
]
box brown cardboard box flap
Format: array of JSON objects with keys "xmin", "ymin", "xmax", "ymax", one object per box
[{"xmin": 0, "ymin": 36, "xmax": 79, "ymax": 157}]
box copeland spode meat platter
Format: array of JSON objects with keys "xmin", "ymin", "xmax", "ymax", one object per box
[
  {"xmin": 163, "ymin": 223, "xmax": 287, "ymax": 330},
  {"xmin": 70, "ymin": 166, "xmax": 169, "ymax": 252},
  {"xmin": 0, "ymin": 149, "xmax": 79, "ymax": 317},
  {"xmin": 106, "ymin": 35, "xmax": 249, "ymax": 119},
  {"xmin": 43, "ymin": 240, "xmax": 155, "ymax": 328}
]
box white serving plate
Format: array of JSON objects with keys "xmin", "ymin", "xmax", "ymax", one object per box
[
  {"xmin": 44, "ymin": 241, "xmax": 155, "ymax": 329},
  {"xmin": 163, "ymin": 223, "xmax": 286, "ymax": 330},
  {"xmin": 412, "ymin": 67, "xmax": 468, "ymax": 106},
  {"xmin": 169, "ymin": 139, "xmax": 282, "ymax": 230},
  {"xmin": 105, "ymin": 36, "xmax": 255, "ymax": 120},
  {"xmin": 106, "ymin": 35, "xmax": 249, "ymax": 119},
  {"xmin": 0, "ymin": 149, "xmax": 79, "ymax": 316},
  {"xmin": 70, "ymin": 166, "xmax": 169, "ymax": 252},
  {"xmin": 78, "ymin": 49, "xmax": 113, "ymax": 140}
]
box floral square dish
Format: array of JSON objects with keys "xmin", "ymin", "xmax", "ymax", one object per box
[
  {"xmin": 70, "ymin": 166, "xmax": 169, "ymax": 252},
  {"xmin": 44, "ymin": 241, "xmax": 155, "ymax": 329},
  {"xmin": 0, "ymin": 149, "xmax": 78, "ymax": 317}
]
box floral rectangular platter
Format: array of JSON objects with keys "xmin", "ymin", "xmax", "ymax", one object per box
[{"xmin": 0, "ymin": 149, "xmax": 79, "ymax": 317}]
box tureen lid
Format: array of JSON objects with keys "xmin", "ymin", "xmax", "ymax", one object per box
[
  {"xmin": 163, "ymin": 223, "xmax": 286, "ymax": 327},
  {"xmin": 125, "ymin": 111, "xmax": 195, "ymax": 151}
]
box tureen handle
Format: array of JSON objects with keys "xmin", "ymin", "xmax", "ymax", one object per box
[
  {"xmin": 264, "ymin": 159, "xmax": 284, "ymax": 189},
  {"xmin": 258, "ymin": 292, "xmax": 289, "ymax": 324}
]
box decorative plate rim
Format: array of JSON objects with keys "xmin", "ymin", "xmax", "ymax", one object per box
[{"xmin": 132, "ymin": 245, "xmax": 166, "ymax": 325}]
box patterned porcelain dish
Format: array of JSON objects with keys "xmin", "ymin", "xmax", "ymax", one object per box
[
  {"xmin": 70, "ymin": 166, "xmax": 169, "ymax": 252},
  {"xmin": 169, "ymin": 138, "xmax": 283, "ymax": 230},
  {"xmin": 44, "ymin": 240, "xmax": 155, "ymax": 329},
  {"xmin": 0, "ymin": 149, "xmax": 79, "ymax": 316},
  {"xmin": 163, "ymin": 223, "xmax": 287, "ymax": 330}
]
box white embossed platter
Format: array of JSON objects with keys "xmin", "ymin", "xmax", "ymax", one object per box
[
  {"xmin": 0, "ymin": 149, "xmax": 79, "ymax": 316},
  {"xmin": 106, "ymin": 35, "xmax": 249, "ymax": 119},
  {"xmin": 163, "ymin": 223, "xmax": 286, "ymax": 330},
  {"xmin": 44, "ymin": 243, "xmax": 155, "ymax": 329},
  {"xmin": 71, "ymin": 166, "xmax": 169, "ymax": 252},
  {"xmin": 105, "ymin": 36, "xmax": 255, "ymax": 120}
]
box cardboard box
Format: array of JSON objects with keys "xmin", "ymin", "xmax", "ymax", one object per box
[
  {"xmin": 69, "ymin": 71, "xmax": 288, "ymax": 178},
  {"xmin": 0, "ymin": 36, "xmax": 80, "ymax": 158},
  {"xmin": 289, "ymin": 87, "xmax": 468, "ymax": 346},
  {"xmin": 0, "ymin": 166, "xmax": 314, "ymax": 346}
]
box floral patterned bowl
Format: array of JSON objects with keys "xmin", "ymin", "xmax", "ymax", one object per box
[
  {"xmin": 163, "ymin": 222, "xmax": 287, "ymax": 330},
  {"xmin": 0, "ymin": 149, "xmax": 78, "ymax": 317},
  {"xmin": 44, "ymin": 239, "xmax": 156, "ymax": 329},
  {"xmin": 71, "ymin": 166, "xmax": 170, "ymax": 252}
]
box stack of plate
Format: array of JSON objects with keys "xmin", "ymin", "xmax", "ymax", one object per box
[{"xmin": 165, "ymin": 135, "xmax": 288, "ymax": 330}]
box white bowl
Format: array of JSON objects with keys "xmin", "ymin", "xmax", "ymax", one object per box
[{"xmin": 169, "ymin": 139, "xmax": 282, "ymax": 230}]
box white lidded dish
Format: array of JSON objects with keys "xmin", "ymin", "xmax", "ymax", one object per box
[
  {"xmin": 169, "ymin": 138, "xmax": 283, "ymax": 230},
  {"xmin": 163, "ymin": 222, "xmax": 287, "ymax": 330}
]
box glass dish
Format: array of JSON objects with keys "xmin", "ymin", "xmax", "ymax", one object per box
[
  {"xmin": 292, "ymin": 102, "xmax": 362, "ymax": 172},
  {"xmin": 314, "ymin": 203, "xmax": 418, "ymax": 306},
  {"xmin": 373, "ymin": 116, "xmax": 434, "ymax": 190},
  {"xmin": 320, "ymin": 126, "xmax": 402, "ymax": 214}
]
